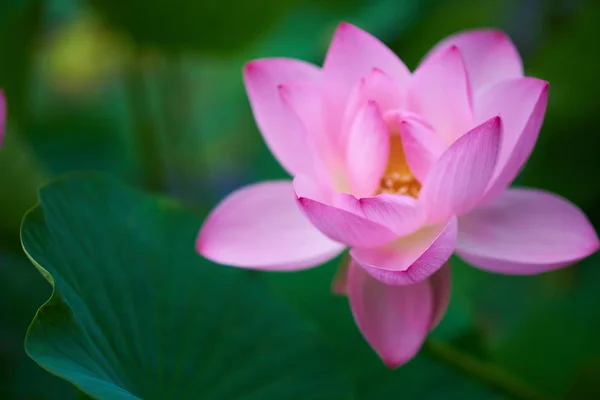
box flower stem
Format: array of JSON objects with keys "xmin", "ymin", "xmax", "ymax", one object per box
[{"xmin": 422, "ymin": 339, "xmax": 550, "ymax": 400}]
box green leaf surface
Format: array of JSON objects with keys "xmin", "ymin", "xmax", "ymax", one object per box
[
  {"xmin": 490, "ymin": 252, "xmax": 600, "ymax": 397},
  {"xmin": 21, "ymin": 175, "xmax": 350, "ymax": 399}
]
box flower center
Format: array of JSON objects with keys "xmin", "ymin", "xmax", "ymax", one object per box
[{"xmin": 377, "ymin": 134, "xmax": 421, "ymax": 197}]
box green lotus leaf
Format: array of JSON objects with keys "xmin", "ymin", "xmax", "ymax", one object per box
[{"xmin": 21, "ymin": 174, "xmax": 350, "ymax": 399}]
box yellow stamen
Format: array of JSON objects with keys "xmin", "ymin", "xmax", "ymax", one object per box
[{"xmin": 377, "ymin": 134, "xmax": 421, "ymax": 197}]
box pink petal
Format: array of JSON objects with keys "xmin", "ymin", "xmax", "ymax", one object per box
[
  {"xmin": 278, "ymin": 81, "xmax": 325, "ymax": 144},
  {"xmin": 422, "ymin": 29, "xmax": 523, "ymax": 94},
  {"xmin": 409, "ymin": 46, "xmax": 473, "ymax": 143},
  {"xmin": 331, "ymin": 192, "xmax": 424, "ymax": 237},
  {"xmin": 323, "ymin": 23, "xmax": 411, "ymax": 145},
  {"xmin": 197, "ymin": 180, "xmax": 345, "ymax": 270},
  {"xmin": 243, "ymin": 58, "xmax": 321, "ymax": 176},
  {"xmin": 419, "ymin": 117, "xmax": 501, "ymax": 222},
  {"xmin": 476, "ymin": 78, "xmax": 549, "ymax": 202},
  {"xmin": 0, "ymin": 90, "xmax": 5, "ymax": 147},
  {"xmin": 429, "ymin": 262, "xmax": 451, "ymax": 329},
  {"xmin": 354, "ymin": 194, "xmax": 425, "ymax": 237},
  {"xmin": 351, "ymin": 217, "xmax": 457, "ymax": 285},
  {"xmin": 347, "ymin": 261, "xmax": 433, "ymax": 368},
  {"xmin": 294, "ymin": 176, "xmax": 396, "ymax": 247},
  {"xmin": 345, "ymin": 101, "xmax": 390, "ymax": 197},
  {"xmin": 278, "ymin": 81, "xmax": 339, "ymax": 186},
  {"xmin": 387, "ymin": 112, "xmax": 446, "ymax": 182},
  {"xmin": 343, "ymin": 68, "xmax": 405, "ymax": 134},
  {"xmin": 457, "ymin": 188, "xmax": 600, "ymax": 274}
]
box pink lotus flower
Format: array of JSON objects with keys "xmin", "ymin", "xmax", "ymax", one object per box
[{"xmin": 197, "ymin": 23, "xmax": 599, "ymax": 367}]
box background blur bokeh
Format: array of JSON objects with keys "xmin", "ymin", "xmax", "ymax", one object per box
[{"xmin": 1, "ymin": 0, "xmax": 600, "ymax": 398}]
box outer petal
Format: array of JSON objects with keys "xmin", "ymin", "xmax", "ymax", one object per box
[
  {"xmin": 422, "ymin": 29, "xmax": 523, "ymax": 93},
  {"xmin": 278, "ymin": 82, "xmax": 326, "ymax": 149},
  {"xmin": 347, "ymin": 261, "xmax": 433, "ymax": 368},
  {"xmin": 429, "ymin": 263, "xmax": 451, "ymax": 329},
  {"xmin": 243, "ymin": 58, "xmax": 321, "ymax": 176},
  {"xmin": 294, "ymin": 176, "xmax": 396, "ymax": 247},
  {"xmin": 323, "ymin": 23, "xmax": 411, "ymax": 144},
  {"xmin": 476, "ymin": 78, "xmax": 549, "ymax": 201},
  {"xmin": 457, "ymin": 188, "xmax": 600, "ymax": 274},
  {"xmin": 419, "ymin": 117, "xmax": 501, "ymax": 222},
  {"xmin": 197, "ymin": 180, "xmax": 345, "ymax": 270},
  {"xmin": 279, "ymin": 81, "xmax": 338, "ymax": 186},
  {"xmin": 345, "ymin": 101, "xmax": 390, "ymax": 197},
  {"xmin": 0, "ymin": 90, "xmax": 5, "ymax": 147},
  {"xmin": 351, "ymin": 217, "xmax": 457, "ymax": 285},
  {"xmin": 409, "ymin": 46, "xmax": 473, "ymax": 143}
]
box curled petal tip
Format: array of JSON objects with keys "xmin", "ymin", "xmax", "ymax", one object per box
[
  {"xmin": 541, "ymin": 80, "xmax": 549, "ymax": 91},
  {"xmin": 337, "ymin": 21, "xmax": 354, "ymax": 31},
  {"xmin": 243, "ymin": 61, "xmax": 258, "ymax": 75},
  {"xmin": 243, "ymin": 58, "xmax": 286, "ymax": 77},
  {"xmin": 383, "ymin": 358, "xmax": 405, "ymax": 369},
  {"xmin": 487, "ymin": 28, "xmax": 508, "ymax": 40},
  {"xmin": 587, "ymin": 231, "xmax": 600, "ymax": 254},
  {"xmin": 194, "ymin": 236, "xmax": 203, "ymax": 254},
  {"xmin": 194, "ymin": 228, "xmax": 210, "ymax": 256}
]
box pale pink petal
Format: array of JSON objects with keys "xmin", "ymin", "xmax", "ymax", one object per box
[
  {"xmin": 457, "ymin": 188, "xmax": 600, "ymax": 274},
  {"xmin": 356, "ymin": 194, "xmax": 425, "ymax": 237},
  {"xmin": 347, "ymin": 261, "xmax": 433, "ymax": 368},
  {"xmin": 278, "ymin": 81, "xmax": 324, "ymax": 143},
  {"xmin": 476, "ymin": 78, "xmax": 549, "ymax": 202},
  {"xmin": 343, "ymin": 68, "xmax": 405, "ymax": 134},
  {"xmin": 351, "ymin": 217, "xmax": 457, "ymax": 285},
  {"xmin": 294, "ymin": 176, "xmax": 396, "ymax": 247},
  {"xmin": 331, "ymin": 192, "xmax": 424, "ymax": 237},
  {"xmin": 197, "ymin": 180, "xmax": 345, "ymax": 270},
  {"xmin": 429, "ymin": 263, "xmax": 451, "ymax": 329},
  {"xmin": 278, "ymin": 82, "xmax": 339, "ymax": 161},
  {"xmin": 386, "ymin": 112, "xmax": 446, "ymax": 182},
  {"xmin": 345, "ymin": 101, "xmax": 390, "ymax": 197},
  {"xmin": 422, "ymin": 30, "xmax": 523, "ymax": 94},
  {"xmin": 292, "ymin": 171, "xmax": 331, "ymax": 203},
  {"xmin": 323, "ymin": 22, "xmax": 411, "ymax": 145},
  {"xmin": 243, "ymin": 59, "xmax": 321, "ymax": 176},
  {"xmin": 278, "ymin": 81, "xmax": 339, "ymax": 186},
  {"xmin": 0, "ymin": 90, "xmax": 5, "ymax": 147},
  {"xmin": 409, "ymin": 46, "xmax": 473, "ymax": 143},
  {"xmin": 419, "ymin": 117, "xmax": 501, "ymax": 222}
]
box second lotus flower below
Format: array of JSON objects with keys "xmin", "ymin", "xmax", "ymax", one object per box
[{"xmin": 197, "ymin": 23, "xmax": 599, "ymax": 367}]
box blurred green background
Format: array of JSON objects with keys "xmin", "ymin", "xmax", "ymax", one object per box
[{"xmin": 1, "ymin": 0, "xmax": 599, "ymax": 398}]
